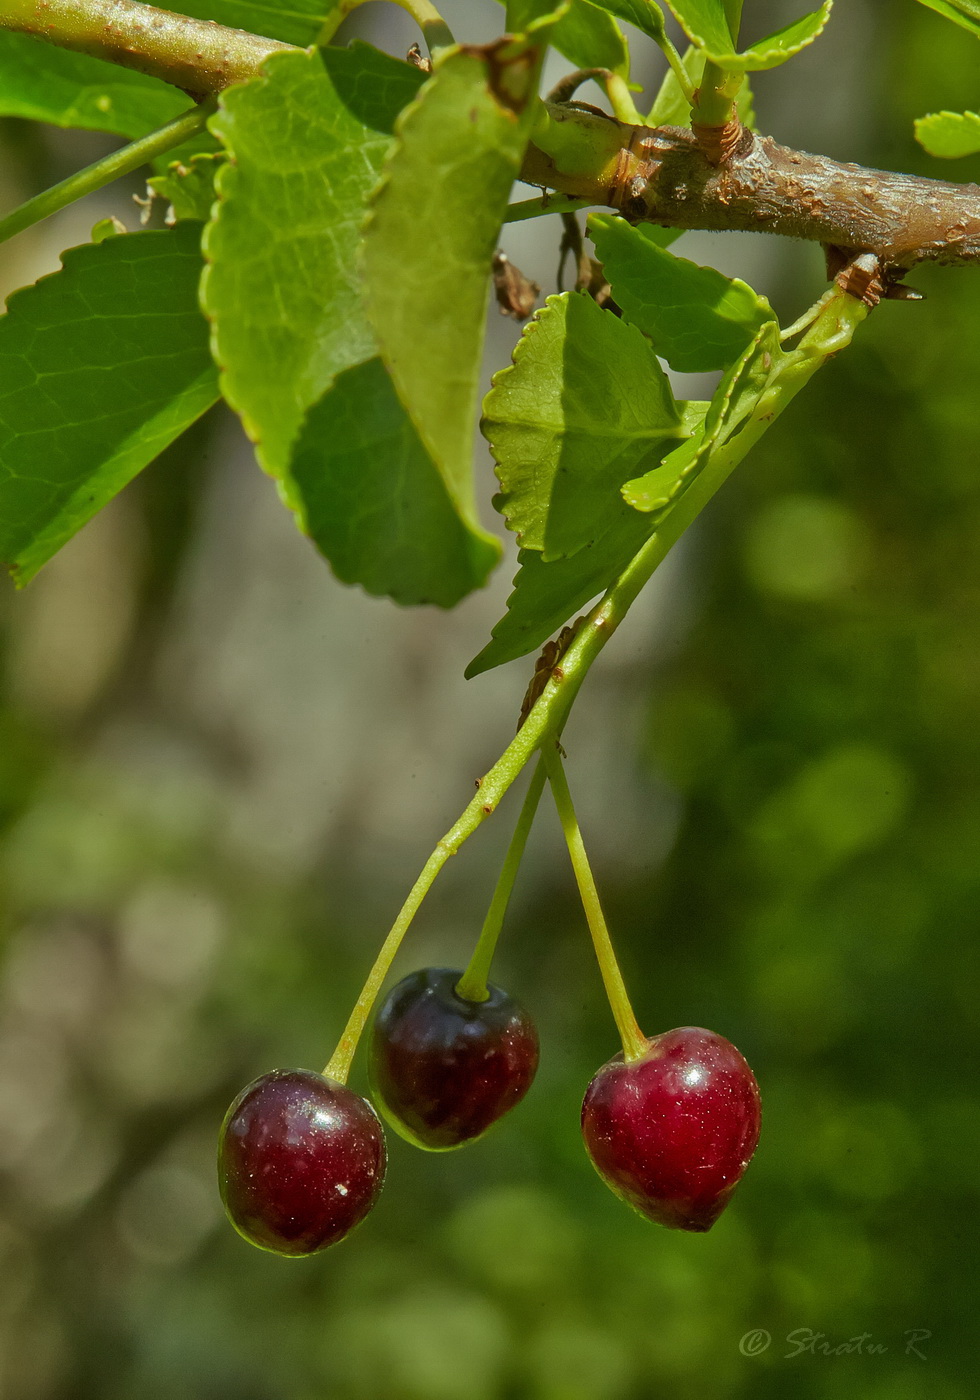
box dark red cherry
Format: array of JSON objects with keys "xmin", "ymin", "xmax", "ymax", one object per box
[
  {"xmin": 218, "ymin": 1069, "xmax": 386, "ymax": 1255},
  {"xmin": 368, "ymin": 967, "xmax": 539, "ymax": 1150},
  {"xmin": 581, "ymin": 1027, "xmax": 761, "ymax": 1232}
]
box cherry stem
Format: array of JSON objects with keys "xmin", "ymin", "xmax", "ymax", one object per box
[
  {"xmin": 321, "ymin": 289, "xmax": 867, "ymax": 1086},
  {"xmin": 541, "ymin": 742, "xmax": 648, "ymax": 1063},
  {"xmin": 455, "ymin": 757, "xmax": 547, "ymax": 1003},
  {"xmin": 322, "ymin": 840, "xmax": 457, "ymax": 1084}
]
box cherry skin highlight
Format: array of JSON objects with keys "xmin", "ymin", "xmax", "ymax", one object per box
[
  {"xmin": 369, "ymin": 967, "xmax": 539, "ymax": 1150},
  {"xmin": 218, "ymin": 1069, "xmax": 386, "ymax": 1255},
  {"xmin": 581, "ymin": 1027, "xmax": 761, "ymax": 1232}
]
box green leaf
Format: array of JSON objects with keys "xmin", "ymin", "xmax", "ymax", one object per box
[
  {"xmin": 363, "ymin": 37, "xmax": 544, "ymax": 550},
  {"xmin": 915, "ymin": 0, "xmax": 980, "ymax": 37},
  {"xmin": 665, "ymin": 0, "xmax": 832, "ymax": 71},
  {"xmin": 0, "ymin": 224, "xmax": 218, "ymax": 586},
  {"xmin": 202, "ymin": 44, "xmax": 424, "ymax": 481},
  {"xmin": 485, "ymin": 292, "xmax": 684, "ymax": 560},
  {"xmin": 201, "ymin": 43, "xmax": 497, "ymax": 604},
  {"xmin": 646, "ymin": 43, "xmax": 755, "ymax": 129},
  {"xmin": 506, "ymin": 0, "xmax": 630, "ymax": 75},
  {"xmin": 0, "ymin": 32, "xmax": 188, "ymax": 137},
  {"xmin": 467, "ymin": 319, "xmax": 779, "ymax": 673},
  {"xmin": 588, "ymin": 213, "xmax": 774, "ymax": 372},
  {"xmin": 664, "ymin": 0, "xmax": 734, "ymax": 54},
  {"xmin": 291, "ymin": 358, "xmax": 498, "ymax": 607},
  {"xmin": 148, "ymin": 152, "xmax": 224, "ymax": 222},
  {"xmin": 587, "ymin": 0, "xmax": 671, "ymax": 47},
  {"xmin": 172, "ymin": 0, "xmax": 328, "ymax": 45},
  {"xmin": 465, "ymin": 508, "xmax": 654, "ymax": 676},
  {"xmin": 915, "ymin": 109, "xmax": 980, "ymax": 157},
  {"xmin": 623, "ymin": 318, "xmax": 780, "ymax": 515}
]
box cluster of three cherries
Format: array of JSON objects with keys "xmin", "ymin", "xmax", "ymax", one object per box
[{"xmin": 217, "ymin": 963, "xmax": 762, "ymax": 1255}]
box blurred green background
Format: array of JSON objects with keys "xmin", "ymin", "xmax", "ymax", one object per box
[{"xmin": 0, "ymin": 1, "xmax": 977, "ymax": 1396}]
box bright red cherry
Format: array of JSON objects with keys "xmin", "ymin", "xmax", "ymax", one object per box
[
  {"xmin": 369, "ymin": 967, "xmax": 539, "ymax": 1150},
  {"xmin": 218, "ymin": 1069, "xmax": 386, "ymax": 1255},
  {"xmin": 581, "ymin": 1027, "xmax": 761, "ymax": 1232}
]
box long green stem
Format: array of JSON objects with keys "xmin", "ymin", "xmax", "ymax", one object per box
[
  {"xmin": 322, "ymin": 288, "xmax": 869, "ymax": 1084},
  {"xmin": 0, "ymin": 101, "xmax": 215, "ymax": 247},
  {"xmin": 541, "ymin": 743, "xmax": 647, "ymax": 1062},
  {"xmin": 455, "ymin": 758, "xmax": 547, "ymax": 1003},
  {"xmin": 321, "ymin": 527, "xmax": 673, "ymax": 1083}
]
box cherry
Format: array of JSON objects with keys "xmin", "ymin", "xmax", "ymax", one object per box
[
  {"xmin": 218, "ymin": 1068, "xmax": 386, "ymax": 1255},
  {"xmin": 368, "ymin": 967, "xmax": 539, "ymax": 1150},
  {"xmin": 581, "ymin": 1027, "xmax": 761, "ymax": 1232}
]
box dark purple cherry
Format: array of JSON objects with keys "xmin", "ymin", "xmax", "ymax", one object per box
[
  {"xmin": 218, "ymin": 1069, "xmax": 386, "ymax": 1256},
  {"xmin": 581, "ymin": 1027, "xmax": 761, "ymax": 1232},
  {"xmin": 369, "ymin": 967, "xmax": 539, "ymax": 1150}
]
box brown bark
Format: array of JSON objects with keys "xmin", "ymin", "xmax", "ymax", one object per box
[
  {"xmin": 0, "ymin": 0, "xmax": 291, "ymax": 95},
  {"xmin": 522, "ymin": 111, "xmax": 980, "ymax": 276},
  {"xmin": 4, "ymin": 0, "xmax": 980, "ymax": 279}
]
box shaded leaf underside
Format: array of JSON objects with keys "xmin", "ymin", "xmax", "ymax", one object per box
[
  {"xmin": 0, "ymin": 222, "xmax": 218, "ymax": 585},
  {"xmin": 202, "ymin": 42, "xmax": 499, "ymax": 606}
]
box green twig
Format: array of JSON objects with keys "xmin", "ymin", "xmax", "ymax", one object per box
[
  {"xmin": 692, "ymin": 58, "xmax": 743, "ymax": 128},
  {"xmin": 505, "ymin": 194, "xmax": 594, "ymax": 222},
  {"xmin": 455, "ymin": 758, "xmax": 547, "ymax": 1003},
  {"xmin": 541, "ymin": 742, "xmax": 647, "ymax": 1062},
  {"xmin": 0, "ymin": 101, "xmax": 216, "ymax": 247}
]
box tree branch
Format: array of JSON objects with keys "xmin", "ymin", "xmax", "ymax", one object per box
[
  {"xmin": 5, "ymin": 0, "xmax": 980, "ymax": 277},
  {"xmin": 0, "ymin": 0, "xmax": 291, "ymax": 94},
  {"xmin": 523, "ymin": 107, "xmax": 980, "ymax": 277}
]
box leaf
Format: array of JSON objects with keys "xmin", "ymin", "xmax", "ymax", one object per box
[
  {"xmin": 201, "ymin": 43, "xmax": 498, "ymax": 604},
  {"xmin": 0, "ymin": 32, "xmax": 188, "ymax": 138},
  {"xmin": 363, "ymin": 37, "xmax": 545, "ymax": 548},
  {"xmin": 172, "ymin": 0, "xmax": 328, "ymax": 45},
  {"xmin": 291, "ymin": 359, "xmax": 498, "ymax": 607},
  {"xmin": 914, "ymin": 109, "xmax": 980, "ymax": 157},
  {"xmin": 0, "ymin": 224, "xmax": 218, "ymax": 586},
  {"xmin": 646, "ymin": 43, "xmax": 755, "ymax": 129},
  {"xmin": 588, "ymin": 213, "xmax": 774, "ymax": 372},
  {"xmin": 587, "ymin": 0, "xmax": 671, "ymax": 47},
  {"xmin": 623, "ymin": 319, "xmax": 780, "ymax": 514},
  {"xmin": 665, "ymin": 0, "xmax": 832, "ymax": 71},
  {"xmin": 915, "ymin": 0, "xmax": 980, "ymax": 37},
  {"xmin": 485, "ymin": 292, "xmax": 685, "ymax": 560},
  {"xmin": 506, "ymin": 0, "xmax": 630, "ymax": 76},
  {"xmin": 465, "ymin": 508, "xmax": 654, "ymax": 676},
  {"xmin": 664, "ymin": 0, "xmax": 734, "ymax": 54},
  {"xmin": 149, "ymin": 152, "xmax": 225, "ymax": 222},
  {"xmin": 202, "ymin": 43, "xmax": 424, "ymax": 481},
  {"xmin": 468, "ymin": 321, "xmax": 776, "ymax": 672}
]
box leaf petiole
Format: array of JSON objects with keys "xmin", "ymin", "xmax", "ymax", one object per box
[
  {"xmin": 0, "ymin": 100, "xmax": 216, "ymax": 248},
  {"xmin": 505, "ymin": 194, "xmax": 594, "ymax": 222}
]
